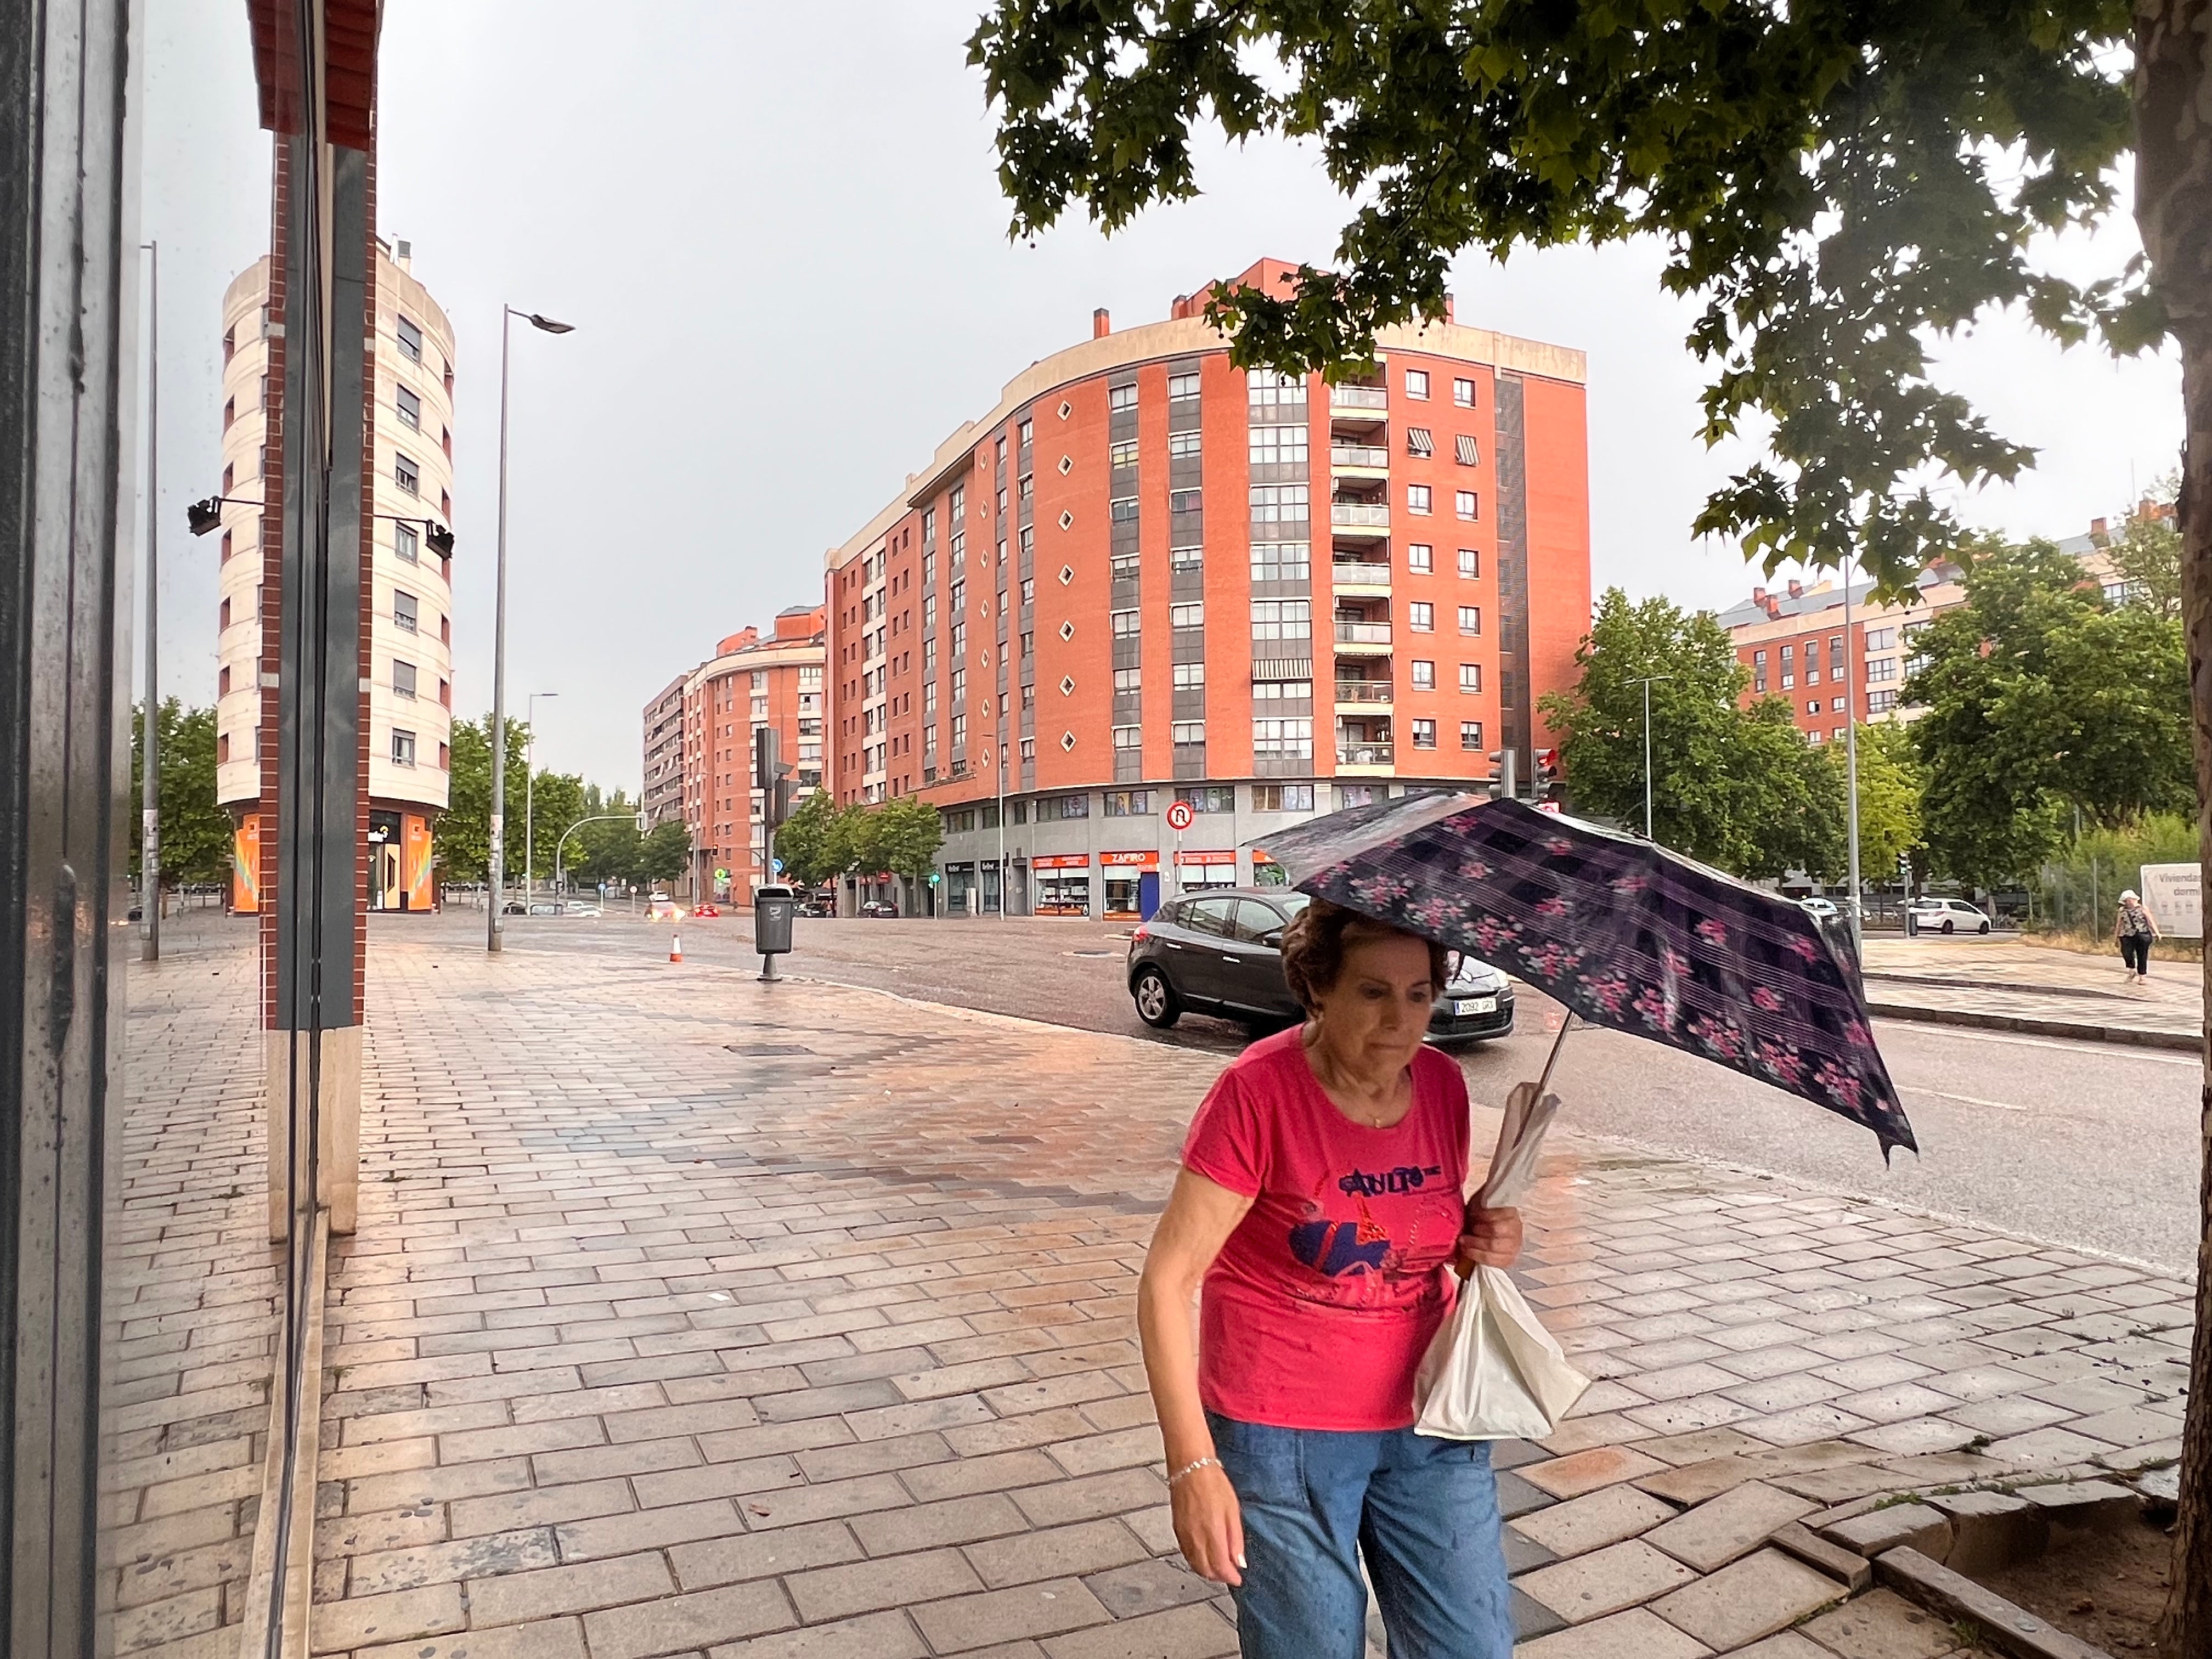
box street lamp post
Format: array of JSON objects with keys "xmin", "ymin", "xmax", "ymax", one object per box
[
  {"xmin": 487, "ymin": 306, "xmax": 575, "ymax": 952},
  {"xmin": 1842, "ymin": 561, "xmax": 1864, "ymax": 951},
  {"xmin": 1627, "ymin": 674, "xmax": 1675, "ymax": 840},
  {"xmin": 524, "ymin": 690, "xmax": 557, "ymax": 910},
  {"xmin": 140, "ymin": 239, "xmax": 160, "ymax": 961}
]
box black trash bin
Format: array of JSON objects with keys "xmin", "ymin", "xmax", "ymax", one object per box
[{"xmin": 754, "ymin": 884, "xmax": 796, "ymax": 978}]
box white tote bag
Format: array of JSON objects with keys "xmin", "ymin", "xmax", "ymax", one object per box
[{"xmin": 1413, "ymin": 1082, "xmax": 1591, "ymax": 1441}]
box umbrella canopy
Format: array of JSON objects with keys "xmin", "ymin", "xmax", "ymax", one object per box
[{"xmin": 1251, "ymin": 795, "xmax": 1916, "ymax": 1158}]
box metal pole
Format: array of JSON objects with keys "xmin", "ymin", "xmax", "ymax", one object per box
[
  {"xmin": 1643, "ymin": 677, "xmax": 1653, "ymax": 840},
  {"xmin": 488, "ymin": 307, "xmax": 513, "ymax": 950},
  {"xmin": 141, "ymin": 239, "xmax": 161, "ymax": 961},
  {"xmin": 1843, "ymin": 563, "xmax": 1863, "ymax": 952},
  {"xmin": 997, "ymin": 749, "xmax": 1007, "ymax": 918}
]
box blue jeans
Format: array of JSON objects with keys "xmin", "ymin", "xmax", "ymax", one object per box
[{"xmin": 1208, "ymin": 1413, "xmax": 1514, "ymax": 1659}]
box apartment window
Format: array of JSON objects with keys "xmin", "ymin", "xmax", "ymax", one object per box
[
  {"xmin": 1412, "ymin": 719, "xmax": 1437, "ymax": 749},
  {"xmin": 438, "ymin": 741, "xmax": 450, "ymax": 769},
  {"xmin": 1458, "ymin": 663, "xmax": 1482, "ymax": 693},
  {"xmin": 1865, "ymin": 627, "xmax": 1896, "ymax": 651},
  {"xmin": 1105, "ymin": 789, "xmax": 1154, "ymax": 815},
  {"xmin": 394, "ymin": 521, "xmax": 419, "ymax": 563},
  {"xmin": 1337, "ymin": 786, "xmax": 1378, "ymax": 809},
  {"xmin": 393, "ymin": 590, "xmax": 418, "ymax": 632},
  {"xmin": 1172, "ymin": 721, "xmax": 1206, "ymax": 746},
  {"xmin": 393, "ymin": 659, "xmax": 417, "ymax": 699},
  {"xmin": 1111, "ymin": 610, "xmax": 1141, "ymax": 638},
  {"xmin": 1044, "ymin": 793, "xmax": 1090, "ymax": 820},
  {"xmin": 1252, "ymin": 784, "xmax": 1314, "ymax": 811},
  {"xmin": 1109, "ymin": 554, "xmax": 1138, "ymax": 584},
  {"xmin": 1251, "ymin": 679, "xmax": 1312, "ymax": 702},
  {"xmin": 951, "ymin": 668, "xmax": 966, "ymax": 702},
  {"xmin": 392, "ymin": 729, "xmax": 417, "ymax": 766},
  {"xmin": 1406, "ymin": 427, "xmax": 1434, "ymax": 458},
  {"xmin": 923, "ymin": 592, "xmax": 936, "ymax": 629},
  {"xmin": 1251, "ymin": 599, "xmax": 1312, "ymax": 640},
  {"xmin": 1110, "ymin": 496, "xmax": 1139, "ymax": 522},
  {"xmin": 1171, "ymin": 602, "xmax": 1204, "ymax": 629},
  {"xmin": 996, "ymin": 434, "xmax": 1007, "ymax": 465},
  {"xmin": 1410, "ymin": 659, "xmax": 1436, "ymax": 690},
  {"xmin": 1866, "ymin": 657, "xmax": 1898, "ymax": 682},
  {"xmin": 1458, "ymin": 605, "xmax": 1482, "ymax": 635},
  {"xmin": 996, "ymin": 487, "xmax": 1007, "ymax": 515},
  {"xmin": 1176, "ymin": 786, "xmax": 1235, "ymax": 812},
  {"xmin": 1108, "ymin": 383, "xmax": 1137, "ymax": 412},
  {"xmin": 1867, "ymin": 687, "xmax": 1899, "ymax": 713},
  {"xmin": 1020, "ymin": 632, "xmax": 1034, "ymax": 659},
  {"xmin": 1455, "ymin": 490, "xmax": 1479, "ymax": 520},
  {"xmin": 1109, "ymin": 439, "xmax": 1138, "ymax": 469},
  {"xmin": 1113, "ymin": 667, "xmax": 1142, "ymax": 695},
  {"xmin": 394, "ymin": 453, "xmax": 420, "ymax": 495},
  {"xmin": 1409, "ymin": 601, "xmax": 1434, "ymax": 631},
  {"xmin": 950, "ymin": 484, "xmax": 965, "ymax": 521},
  {"xmin": 950, "ymin": 579, "xmax": 966, "ymax": 614},
  {"xmin": 1250, "ymin": 425, "xmax": 1308, "ymax": 466},
  {"xmin": 1170, "ymin": 544, "xmax": 1203, "ymax": 573},
  {"xmin": 1407, "ymin": 543, "xmax": 1433, "ymax": 573},
  {"xmin": 396, "ymin": 384, "xmax": 421, "ymax": 429},
  {"xmin": 1407, "ymin": 483, "xmax": 1432, "ymax": 515},
  {"xmin": 951, "ymin": 621, "xmax": 966, "ymax": 655},
  {"xmin": 1251, "ymin": 483, "xmax": 1310, "ymax": 524},
  {"xmin": 1753, "ymin": 648, "xmax": 1767, "ymax": 667},
  {"xmin": 218, "ymin": 665, "xmax": 230, "ymax": 696},
  {"xmin": 1253, "ymin": 718, "xmax": 1313, "ymax": 759},
  {"xmin": 396, "ymin": 314, "xmax": 423, "ymax": 362},
  {"xmin": 951, "ymin": 714, "xmax": 967, "ymax": 747},
  {"xmin": 1454, "ymin": 435, "xmax": 1480, "ymax": 466},
  {"xmin": 1251, "ymin": 540, "xmax": 1310, "ymax": 583},
  {"xmin": 1248, "ymin": 369, "xmax": 1306, "ymax": 408},
  {"xmin": 1169, "ymin": 489, "xmax": 1201, "ymax": 516},
  {"xmin": 924, "ymin": 682, "xmax": 938, "ymax": 717},
  {"xmin": 1460, "ymin": 721, "xmax": 1484, "ymax": 751},
  {"xmin": 1167, "ymin": 370, "xmax": 1200, "ymax": 400},
  {"xmin": 1018, "ymin": 417, "xmax": 1032, "ymax": 448},
  {"xmin": 1404, "ymin": 368, "xmax": 1429, "ymax": 399},
  {"xmin": 1169, "ymin": 430, "xmax": 1201, "ymax": 458},
  {"xmin": 1453, "ymin": 377, "xmax": 1476, "ymax": 407}
]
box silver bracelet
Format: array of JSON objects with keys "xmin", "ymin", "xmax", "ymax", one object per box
[{"xmin": 1168, "ymin": 1456, "xmax": 1222, "ymax": 1488}]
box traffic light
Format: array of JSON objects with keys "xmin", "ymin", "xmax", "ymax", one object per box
[
  {"xmin": 754, "ymin": 728, "xmax": 795, "ymax": 833},
  {"xmin": 1534, "ymin": 748, "xmax": 1560, "ymax": 793},
  {"xmin": 1487, "ymin": 748, "xmax": 1518, "ymax": 800}
]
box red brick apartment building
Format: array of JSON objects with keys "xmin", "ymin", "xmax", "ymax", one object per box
[
  {"xmin": 822, "ymin": 259, "xmax": 1591, "ymax": 918},
  {"xmin": 1718, "ymin": 503, "xmax": 2163, "ymax": 742},
  {"xmin": 646, "ymin": 606, "xmax": 826, "ymax": 903}
]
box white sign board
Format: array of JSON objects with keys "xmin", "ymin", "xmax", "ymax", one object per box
[{"xmin": 2140, "ymin": 862, "xmax": 2202, "ymax": 939}]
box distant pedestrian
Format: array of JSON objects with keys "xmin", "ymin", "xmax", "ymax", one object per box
[
  {"xmin": 2117, "ymin": 889, "xmax": 2159, "ymax": 983},
  {"xmin": 1137, "ymin": 898, "xmax": 1521, "ymax": 1657}
]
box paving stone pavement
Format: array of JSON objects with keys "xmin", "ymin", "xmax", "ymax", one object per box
[
  {"xmin": 1860, "ymin": 936, "xmax": 2199, "ymax": 1045},
  {"xmin": 128, "ymin": 927, "xmax": 2197, "ymax": 1658}
]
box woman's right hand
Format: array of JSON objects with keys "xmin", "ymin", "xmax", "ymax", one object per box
[{"xmin": 1170, "ymin": 1462, "xmax": 1246, "ymax": 1585}]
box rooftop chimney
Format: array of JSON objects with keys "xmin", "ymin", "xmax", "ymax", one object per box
[
  {"xmin": 1786, "ymin": 579, "xmax": 1804, "ymax": 599},
  {"xmin": 1443, "ymin": 295, "xmax": 1455, "ymax": 324},
  {"xmin": 393, "ymin": 238, "xmax": 411, "ymax": 268},
  {"xmin": 2090, "ymin": 516, "xmax": 2109, "ymax": 543},
  {"xmin": 1751, "ymin": 586, "xmax": 1768, "ymax": 606},
  {"xmin": 1093, "ymin": 307, "xmax": 1111, "ymax": 338}
]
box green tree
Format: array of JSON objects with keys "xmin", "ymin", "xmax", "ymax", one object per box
[
  {"xmin": 569, "ymin": 790, "xmax": 641, "ymax": 886},
  {"xmin": 630, "ymin": 820, "xmax": 690, "ymax": 887},
  {"xmin": 967, "ymin": 9, "xmax": 2212, "ymax": 1619},
  {"xmin": 1910, "ymin": 539, "xmax": 2191, "ymax": 887},
  {"xmin": 1839, "ymin": 723, "xmax": 1924, "ymax": 883},
  {"xmin": 773, "ymin": 791, "xmax": 850, "ymax": 889},
  {"xmin": 2107, "ymin": 488, "xmax": 2183, "ymax": 618},
  {"xmin": 869, "ymin": 797, "xmax": 945, "ymax": 881},
  {"xmin": 436, "ymin": 715, "xmax": 531, "ymax": 883},
  {"xmin": 128, "ymin": 699, "xmax": 232, "ymax": 885},
  {"xmin": 524, "ymin": 770, "xmax": 585, "ymax": 881}
]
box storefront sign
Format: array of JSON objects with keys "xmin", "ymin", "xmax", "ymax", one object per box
[
  {"xmin": 1034, "ymin": 854, "xmax": 1090, "ymax": 870},
  {"xmin": 1101, "ymin": 850, "xmax": 1158, "ymax": 869},
  {"xmin": 2141, "ymin": 862, "xmax": 2202, "ymax": 938},
  {"xmin": 1176, "ymin": 849, "xmax": 1236, "ymax": 866}
]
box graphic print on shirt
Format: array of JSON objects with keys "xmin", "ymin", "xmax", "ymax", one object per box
[{"xmin": 1287, "ymin": 1163, "xmax": 1448, "ymax": 1287}]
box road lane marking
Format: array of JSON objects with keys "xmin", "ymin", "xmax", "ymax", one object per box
[
  {"xmin": 1876, "ymin": 1024, "xmax": 2199, "ymax": 1066},
  {"xmin": 1904, "ymin": 1086, "xmax": 2027, "ymax": 1113}
]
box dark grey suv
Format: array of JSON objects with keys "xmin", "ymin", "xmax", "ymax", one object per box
[{"xmin": 1126, "ymin": 887, "xmax": 1514, "ymax": 1041}]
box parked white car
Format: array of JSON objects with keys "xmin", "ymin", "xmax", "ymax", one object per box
[{"xmin": 1909, "ymin": 896, "xmax": 1991, "ymax": 934}]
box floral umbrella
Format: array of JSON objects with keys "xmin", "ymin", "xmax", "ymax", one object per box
[{"xmin": 1250, "ymin": 794, "xmax": 1915, "ymax": 1158}]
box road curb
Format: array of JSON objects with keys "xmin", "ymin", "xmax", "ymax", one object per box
[{"xmin": 1866, "ymin": 998, "xmax": 2199, "ymax": 1052}]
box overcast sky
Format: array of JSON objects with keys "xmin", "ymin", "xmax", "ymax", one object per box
[{"xmin": 137, "ymin": 2, "xmax": 2183, "ymax": 792}]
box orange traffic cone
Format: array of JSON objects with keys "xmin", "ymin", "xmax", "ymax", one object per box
[{"xmin": 668, "ymin": 930, "xmax": 683, "ymax": 963}]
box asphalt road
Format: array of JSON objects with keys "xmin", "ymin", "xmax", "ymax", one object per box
[{"xmin": 419, "ymin": 906, "xmax": 2203, "ymax": 1273}]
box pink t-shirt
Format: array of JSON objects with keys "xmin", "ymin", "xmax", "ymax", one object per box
[{"xmin": 1182, "ymin": 1026, "xmax": 1472, "ymax": 1431}]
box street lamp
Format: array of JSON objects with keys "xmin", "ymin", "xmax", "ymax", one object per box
[
  {"xmin": 1627, "ymin": 675, "xmax": 1675, "ymax": 840},
  {"xmin": 525, "ymin": 690, "xmax": 558, "ymax": 910},
  {"xmin": 1841, "ymin": 559, "xmax": 1864, "ymax": 951},
  {"xmin": 488, "ymin": 306, "xmax": 575, "ymax": 952}
]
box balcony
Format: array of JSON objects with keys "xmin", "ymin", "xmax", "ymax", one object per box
[
  {"xmin": 1334, "ymin": 680, "xmax": 1393, "ymax": 710},
  {"xmin": 1330, "ymin": 502, "xmax": 1391, "ymax": 538},
  {"xmin": 1336, "ymin": 740, "xmax": 1395, "ymax": 773},
  {"xmin": 1330, "ymin": 442, "xmax": 1389, "ymax": 476},
  {"xmin": 1331, "ymin": 559, "xmax": 1392, "ymax": 594},
  {"xmin": 1330, "ymin": 385, "xmax": 1389, "ymax": 411},
  {"xmin": 1334, "ymin": 620, "xmax": 1393, "ymax": 653}
]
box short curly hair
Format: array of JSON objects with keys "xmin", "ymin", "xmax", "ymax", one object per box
[{"xmin": 1279, "ymin": 897, "xmax": 1451, "ymax": 1015}]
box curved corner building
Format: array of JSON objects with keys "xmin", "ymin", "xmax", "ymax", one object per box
[
  {"xmin": 825, "ymin": 258, "xmax": 1590, "ymax": 918},
  {"xmin": 216, "ymin": 237, "xmax": 457, "ymax": 911}
]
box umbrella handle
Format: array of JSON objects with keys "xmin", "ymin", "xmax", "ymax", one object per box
[{"xmin": 1534, "ymin": 1012, "xmax": 1576, "ymax": 1098}]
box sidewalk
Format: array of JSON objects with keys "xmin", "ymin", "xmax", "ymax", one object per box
[
  {"xmin": 120, "ymin": 928, "xmax": 2197, "ymax": 1659},
  {"xmin": 1860, "ymin": 936, "xmax": 2200, "ymax": 1049}
]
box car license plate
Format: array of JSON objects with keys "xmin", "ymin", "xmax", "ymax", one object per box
[{"xmin": 1452, "ymin": 997, "xmax": 1496, "ymax": 1015}]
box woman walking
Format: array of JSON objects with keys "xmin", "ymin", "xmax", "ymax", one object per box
[
  {"xmin": 2116, "ymin": 889, "xmax": 2159, "ymax": 983},
  {"xmin": 1137, "ymin": 898, "xmax": 1523, "ymax": 1658}
]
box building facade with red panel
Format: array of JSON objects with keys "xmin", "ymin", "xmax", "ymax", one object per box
[
  {"xmin": 647, "ymin": 606, "xmax": 826, "ymax": 903},
  {"xmin": 825, "ymin": 260, "xmax": 1591, "ymax": 918}
]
